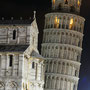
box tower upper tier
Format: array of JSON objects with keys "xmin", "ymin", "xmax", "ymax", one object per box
[{"xmin": 52, "ymin": 0, "xmax": 82, "ymax": 14}]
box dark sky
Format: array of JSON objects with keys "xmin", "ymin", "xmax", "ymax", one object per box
[{"xmin": 0, "ymin": 0, "xmax": 90, "ymax": 90}]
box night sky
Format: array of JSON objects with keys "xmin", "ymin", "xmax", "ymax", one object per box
[{"xmin": 0, "ymin": 0, "xmax": 90, "ymax": 90}]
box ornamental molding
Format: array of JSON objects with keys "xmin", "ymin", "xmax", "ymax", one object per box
[
  {"xmin": 0, "ymin": 82, "xmax": 4, "ymax": 88},
  {"xmin": 42, "ymin": 43, "xmax": 82, "ymax": 51},
  {"xmin": 7, "ymin": 81, "xmax": 17, "ymax": 88},
  {"xmin": 44, "ymin": 28, "xmax": 84, "ymax": 37},
  {"xmin": 45, "ymin": 13, "xmax": 85, "ymax": 21},
  {"xmin": 46, "ymin": 73, "xmax": 79, "ymax": 81},
  {"xmin": 45, "ymin": 58, "xmax": 81, "ymax": 66}
]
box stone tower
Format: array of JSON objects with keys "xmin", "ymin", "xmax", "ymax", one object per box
[
  {"xmin": 41, "ymin": 0, "xmax": 85, "ymax": 90},
  {"xmin": 0, "ymin": 12, "xmax": 44, "ymax": 90}
]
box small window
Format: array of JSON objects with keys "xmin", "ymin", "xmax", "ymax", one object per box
[
  {"xmin": 58, "ymin": 3, "xmax": 62, "ymax": 10},
  {"xmin": 70, "ymin": 6, "xmax": 75, "ymax": 12},
  {"xmin": 9, "ymin": 55, "xmax": 13, "ymax": 67},
  {"xmin": 32, "ymin": 62, "xmax": 35, "ymax": 69},
  {"xmin": 75, "ymin": 70, "xmax": 77, "ymax": 76},
  {"xmin": 65, "ymin": 0, "xmax": 68, "ymax": 4},
  {"xmin": 69, "ymin": 18, "xmax": 74, "ymax": 29},
  {"xmin": 77, "ymin": 0, "xmax": 80, "ymax": 7},
  {"xmin": 54, "ymin": 16, "xmax": 60, "ymax": 28},
  {"xmin": 78, "ymin": 41, "xmax": 80, "ymax": 47},
  {"xmin": 13, "ymin": 30, "xmax": 16, "ymax": 40}
]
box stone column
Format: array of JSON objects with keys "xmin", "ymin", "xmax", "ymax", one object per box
[
  {"xmin": 1, "ymin": 54, "xmax": 6, "ymax": 76},
  {"xmin": 53, "ymin": 77, "xmax": 56, "ymax": 89},
  {"xmin": 47, "ymin": 61, "xmax": 50, "ymax": 73},
  {"xmin": 7, "ymin": 29, "xmax": 10, "ymax": 44},
  {"xmin": 6, "ymin": 54, "xmax": 9, "ymax": 76},
  {"xmin": 18, "ymin": 54, "xmax": 24, "ymax": 77},
  {"xmin": 45, "ymin": 76, "xmax": 48, "ymax": 88},
  {"xmin": 50, "ymin": 16, "xmax": 52, "ymax": 28},
  {"xmin": 75, "ymin": 84, "xmax": 78, "ymax": 90},
  {"xmin": 13, "ymin": 54, "xmax": 19, "ymax": 76},
  {"xmin": 60, "ymin": 62, "xmax": 62, "ymax": 73},
  {"xmin": 0, "ymin": 55, "xmax": 1, "ymax": 76},
  {"xmin": 64, "ymin": 62, "xmax": 67, "ymax": 74},
  {"xmin": 51, "ymin": 61, "xmax": 54, "ymax": 73}
]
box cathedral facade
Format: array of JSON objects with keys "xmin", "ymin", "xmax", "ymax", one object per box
[
  {"xmin": 41, "ymin": 0, "xmax": 85, "ymax": 90},
  {"xmin": 0, "ymin": 12, "xmax": 44, "ymax": 90}
]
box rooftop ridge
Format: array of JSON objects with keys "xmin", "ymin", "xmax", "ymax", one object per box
[{"xmin": 0, "ymin": 19, "xmax": 34, "ymax": 25}]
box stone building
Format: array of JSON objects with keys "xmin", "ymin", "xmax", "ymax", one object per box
[
  {"xmin": 0, "ymin": 12, "xmax": 44, "ymax": 90},
  {"xmin": 41, "ymin": 0, "xmax": 85, "ymax": 90}
]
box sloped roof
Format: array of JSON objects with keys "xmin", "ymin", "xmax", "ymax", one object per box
[
  {"xmin": 30, "ymin": 50, "xmax": 44, "ymax": 60},
  {"xmin": 0, "ymin": 45, "xmax": 29, "ymax": 52},
  {"xmin": 0, "ymin": 19, "xmax": 34, "ymax": 25}
]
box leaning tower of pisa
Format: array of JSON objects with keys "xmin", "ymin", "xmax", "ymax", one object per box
[{"xmin": 41, "ymin": 0, "xmax": 85, "ymax": 90}]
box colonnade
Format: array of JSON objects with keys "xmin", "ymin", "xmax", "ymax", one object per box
[
  {"xmin": 44, "ymin": 75, "xmax": 78, "ymax": 90},
  {"xmin": 45, "ymin": 59, "xmax": 80, "ymax": 77},
  {"xmin": 43, "ymin": 30, "xmax": 83, "ymax": 47},
  {"xmin": 45, "ymin": 13, "xmax": 84, "ymax": 33},
  {"xmin": 42, "ymin": 44, "xmax": 81, "ymax": 62},
  {"xmin": 42, "ymin": 4, "xmax": 85, "ymax": 90}
]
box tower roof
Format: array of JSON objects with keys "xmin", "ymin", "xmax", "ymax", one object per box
[
  {"xmin": 0, "ymin": 45, "xmax": 29, "ymax": 52},
  {"xmin": 30, "ymin": 50, "xmax": 44, "ymax": 60},
  {"xmin": 0, "ymin": 11, "xmax": 37, "ymax": 25},
  {"xmin": 51, "ymin": 0, "xmax": 82, "ymax": 14}
]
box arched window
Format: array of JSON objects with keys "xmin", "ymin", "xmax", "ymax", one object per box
[
  {"xmin": 75, "ymin": 70, "xmax": 77, "ymax": 76},
  {"xmin": 54, "ymin": 16, "xmax": 60, "ymax": 28},
  {"xmin": 62, "ymin": 24, "xmax": 65, "ymax": 29},
  {"xmin": 9, "ymin": 55, "xmax": 13, "ymax": 67},
  {"xmin": 78, "ymin": 41, "xmax": 80, "ymax": 47},
  {"xmin": 65, "ymin": 0, "xmax": 68, "ymax": 4},
  {"xmin": 58, "ymin": 3, "xmax": 62, "ymax": 10},
  {"xmin": 69, "ymin": 18, "xmax": 74, "ymax": 30},
  {"xmin": 13, "ymin": 30, "xmax": 16, "ymax": 40},
  {"xmin": 77, "ymin": 0, "xmax": 80, "ymax": 7},
  {"xmin": 53, "ymin": 0, "xmax": 55, "ymax": 5},
  {"xmin": 70, "ymin": 6, "xmax": 75, "ymax": 12},
  {"xmin": 66, "ymin": 25, "xmax": 69, "ymax": 29},
  {"xmin": 32, "ymin": 62, "xmax": 35, "ymax": 69}
]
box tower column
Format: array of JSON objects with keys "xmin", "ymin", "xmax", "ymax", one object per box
[
  {"xmin": 18, "ymin": 54, "xmax": 24, "ymax": 77},
  {"xmin": 1, "ymin": 54, "xmax": 6, "ymax": 76}
]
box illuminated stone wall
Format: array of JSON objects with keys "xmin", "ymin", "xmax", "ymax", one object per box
[
  {"xmin": 0, "ymin": 19, "xmax": 44, "ymax": 90},
  {"xmin": 41, "ymin": 0, "xmax": 85, "ymax": 90}
]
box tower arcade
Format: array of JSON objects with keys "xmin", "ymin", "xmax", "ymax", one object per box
[{"xmin": 41, "ymin": 0, "xmax": 85, "ymax": 90}]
